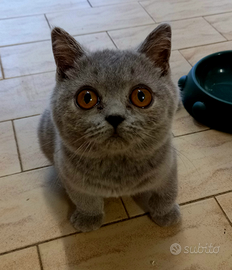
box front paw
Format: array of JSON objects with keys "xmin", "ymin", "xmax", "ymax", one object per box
[
  {"xmin": 70, "ymin": 210, "xmax": 104, "ymax": 232},
  {"xmin": 150, "ymin": 203, "xmax": 181, "ymax": 227}
]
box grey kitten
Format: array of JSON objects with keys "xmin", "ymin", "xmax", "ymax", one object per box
[{"xmin": 38, "ymin": 24, "xmax": 180, "ymax": 232}]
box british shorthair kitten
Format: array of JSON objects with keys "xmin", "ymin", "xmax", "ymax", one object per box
[{"xmin": 38, "ymin": 24, "xmax": 181, "ymax": 232}]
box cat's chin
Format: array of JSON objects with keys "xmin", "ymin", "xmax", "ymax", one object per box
[{"xmin": 102, "ymin": 135, "xmax": 130, "ymax": 152}]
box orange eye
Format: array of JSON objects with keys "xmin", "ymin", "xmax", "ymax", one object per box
[
  {"xmin": 76, "ymin": 89, "xmax": 99, "ymax": 109},
  {"xmin": 130, "ymin": 88, "xmax": 152, "ymax": 108}
]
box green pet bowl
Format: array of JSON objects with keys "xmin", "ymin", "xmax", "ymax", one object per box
[{"xmin": 178, "ymin": 50, "xmax": 232, "ymax": 132}]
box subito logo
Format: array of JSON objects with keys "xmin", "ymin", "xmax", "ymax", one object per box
[{"xmin": 170, "ymin": 243, "xmax": 182, "ymax": 255}]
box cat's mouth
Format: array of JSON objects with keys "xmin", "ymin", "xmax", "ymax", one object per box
[
  {"xmin": 112, "ymin": 131, "xmax": 121, "ymax": 138},
  {"xmin": 95, "ymin": 129, "xmax": 131, "ymax": 152},
  {"xmin": 106, "ymin": 130, "xmax": 127, "ymax": 143}
]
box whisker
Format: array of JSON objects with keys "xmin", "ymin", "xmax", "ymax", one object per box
[{"xmin": 172, "ymin": 146, "xmax": 200, "ymax": 176}]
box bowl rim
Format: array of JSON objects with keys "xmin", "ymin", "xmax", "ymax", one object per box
[{"xmin": 192, "ymin": 50, "xmax": 232, "ymax": 105}]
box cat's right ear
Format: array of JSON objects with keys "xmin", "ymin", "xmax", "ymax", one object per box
[
  {"xmin": 51, "ymin": 27, "xmax": 84, "ymax": 78},
  {"xmin": 137, "ymin": 23, "xmax": 171, "ymax": 76}
]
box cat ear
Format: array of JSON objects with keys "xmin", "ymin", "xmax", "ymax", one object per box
[
  {"xmin": 138, "ymin": 23, "xmax": 171, "ymax": 76},
  {"xmin": 51, "ymin": 27, "xmax": 84, "ymax": 77}
]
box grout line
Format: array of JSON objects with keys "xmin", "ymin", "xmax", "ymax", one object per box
[
  {"xmin": 23, "ymin": 164, "xmax": 52, "ymax": 173},
  {"xmin": 0, "ymin": 23, "xmax": 229, "ymax": 51},
  {"xmin": 0, "ymin": 29, "xmax": 228, "ymax": 50},
  {"xmin": 0, "ymin": 28, "xmax": 119, "ymax": 48},
  {"xmin": 0, "ymin": 164, "xmax": 51, "ymax": 179},
  {"xmin": 178, "ymin": 48, "xmax": 194, "ymax": 67},
  {"xmin": 71, "ymin": 23, "xmax": 157, "ymax": 35},
  {"xmin": 11, "ymin": 120, "xmax": 23, "ymax": 172},
  {"xmin": 173, "ymin": 128, "xmax": 211, "ymax": 138},
  {"xmin": 87, "ymin": 0, "xmax": 92, "ymax": 8},
  {"xmin": 101, "ymin": 216, "xmax": 131, "ymax": 227},
  {"xmin": 0, "ymin": 114, "xmax": 41, "ymax": 123},
  {"xmin": 0, "ymin": 7, "xmax": 231, "ymax": 24},
  {"xmin": 0, "ymin": 2, "xmax": 231, "ymax": 22},
  {"xmin": 151, "ymin": 11, "xmax": 232, "ymax": 24},
  {"xmin": 106, "ymin": 31, "xmax": 118, "ymax": 49},
  {"xmin": 44, "ymin": 14, "xmax": 51, "ymax": 29},
  {"xmin": 203, "ymin": 10, "xmax": 232, "ymax": 18},
  {"xmin": 0, "ymin": 4, "xmax": 91, "ymax": 21},
  {"xmin": 179, "ymin": 197, "xmax": 213, "ymax": 206},
  {"xmin": 0, "ymin": 194, "xmax": 232, "ymax": 257},
  {"xmin": 214, "ymin": 197, "xmax": 232, "ymax": 227},
  {"xmin": 0, "ymin": 23, "xmax": 157, "ymax": 49},
  {"xmin": 0, "ymin": 14, "xmax": 52, "ymax": 21},
  {"xmin": 120, "ymin": 197, "xmax": 130, "ymax": 218},
  {"xmin": 179, "ymin": 190, "xmax": 232, "ymax": 206},
  {"xmin": 202, "ymin": 16, "xmax": 228, "ymax": 41},
  {"xmin": 179, "ymin": 40, "xmax": 232, "ymax": 54},
  {"xmin": 139, "ymin": 1, "xmax": 156, "ymax": 23},
  {"xmin": 36, "ymin": 246, "xmax": 44, "ymax": 270},
  {"xmin": 0, "ymin": 215, "xmax": 142, "ymax": 257},
  {"xmin": 0, "ymin": 54, "xmax": 5, "ymax": 79},
  {"xmin": 1, "ymin": 70, "xmax": 56, "ymax": 81},
  {"xmin": 85, "ymin": 0, "xmax": 138, "ymax": 8},
  {"xmin": 0, "ymin": 38, "xmax": 51, "ymax": 49},
  {"xmin": 0, "ymin": 114, "xmax": 41, "ymax": 124},
  {"xmin": 175, "ymin": 38, "xmax": 230, "ymax": 53}
]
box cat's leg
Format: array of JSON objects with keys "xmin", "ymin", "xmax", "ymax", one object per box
[
  {"xmin": 135, "ymin": 160, "xmax": 180, "ymax": 227},
  {"xmin": 148, "ymin": 162, "xmax": 180, "ymax": 227},
  {"xmin": 148, "ymin": 192, "xmax": 180, "ymax": 227},
  {"xmin": 67, "ymin": 187, "xmax": 104, "ymax": 232}
]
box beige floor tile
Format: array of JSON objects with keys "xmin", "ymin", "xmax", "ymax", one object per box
[
  {"xmin": 46, "ymin": 3, "xmax": 154, "ymax": 36},
  {"xmin": 0, "ymin": 32, "xmax": 117, "ymax": 121},
  {"xmin": 0, "ymin": 72, "xmax": 54, "ymax": 122},
  {"xmin": 175, "ymin": 130, "xmax": 232, "ymax": 204},
  {"xmin": 0, "ymin": 167, "xmax": 74, "ymax": 253},
  {"xmin": 1, "ymin": 33, "xmax": 115, "ymax": 78},
  {"xmin": 1, "ymin": 41, "xmax": 55, "ymax": 78},
  {"xmin": 14, "ymin": 115, "xmax": 51, "ymax": 171},
  {"xmin": 0, "ymin": 0, "xmax": 89, "ymax": 19},
  {"xmin": 0, "ymin": 166, "xmax": 127, "ymax": 253},
  {"xmin": 173, "ymin": 107, "xmax": 209, "ymax": 137},
  {"xmin": 216, "ymin": 192, "xmax": 232, "ymax": 223},
  {"xmin": 39, "ymin": 199, "xmax": 232, "ymax": 270},
  {"xmin": 108, "ymin": 24, "xmax": 157, "ymax": 50},
  {"xmin": 104, "ymin": 198, "xmax": 128, "ymax": 223},
  {"xmin": 0, "ymin": 121, "xmax": 21, "ymax": 177},
  {"xmin": 170, "ymin": 50, "xmax": 192, "ymax": 86},
  {"xmin": 169, "ymin": 51, "xmax": 210, "ymax": 137},
  {"xmin": 121, "ymin": 196, "xmax": 145, "ymax": 217},
  {"xmin": 171, "ymin": 17, "xmax": 226, "ymax": 50},
  {"xmin": 0, "ymin": 15, "xmax": 50, "ymax": 47},
  {"xmin": 0, "ymin": 247, "xmax": 41, "ymax": 270},
  {"xmin": 75, "ymin": 32, "xmax": 116, "ymax": 50},
  {"xmin": 205, "ymin": 13, "xmax": 232, "ymax": 40},
  {"xmin": 108, "ymin": 18, "xmax": 225, "ymax": 51},
  {"xmin": 180, "ymin": 41, "xmax": 232, "ymax": 66},
  {"xmin": 141, "ymin": 0, "xmax": 232, "ymax": 22},
  {"xmin": 89, "ymin": 0, "xmax": 137, "ymax": 6}
]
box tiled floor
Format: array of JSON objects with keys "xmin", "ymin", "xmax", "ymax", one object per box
[{"xmin": 0, "ymin": 0, "xmax": 232, "ymax": 269}]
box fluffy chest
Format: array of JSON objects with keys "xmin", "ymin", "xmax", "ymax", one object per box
[{"xmin": 55, "ymin": 146, "xmax": 172, "ymax": 197}]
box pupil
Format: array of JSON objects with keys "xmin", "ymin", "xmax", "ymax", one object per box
[
  {"xmin": 137, "ymin": 90, "xmax": 145, "ymax": 102},
  {"xmin": 84, "ymin": 92, "xmax": 92, "ymax": 104}
]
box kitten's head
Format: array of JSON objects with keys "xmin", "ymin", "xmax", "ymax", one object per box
[{"xmin": 51, "ymin": 25, "xmax": 179, "ymax": 156}]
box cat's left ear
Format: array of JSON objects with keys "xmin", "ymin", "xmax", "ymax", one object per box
[
  {"xmin": 51, "ymin": 27, "xmax": 84, "ymax": 78},
  {"xmin": 138, "ymin": 23, "xmax": 171, "ymax": 76}
]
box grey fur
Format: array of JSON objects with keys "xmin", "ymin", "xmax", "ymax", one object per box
[{"xmin": 38, "ymin": 25, "xmax": 181, "ymax": 232}]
